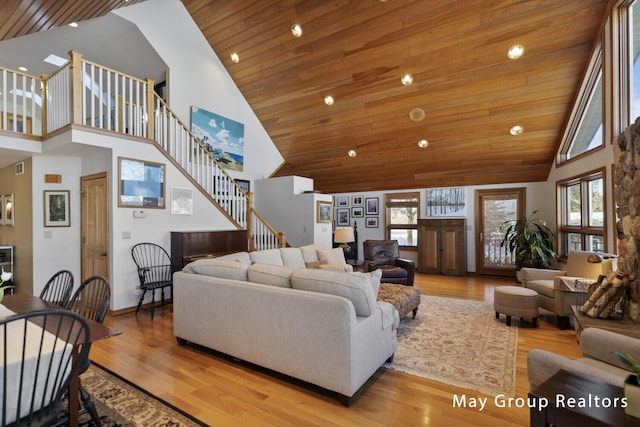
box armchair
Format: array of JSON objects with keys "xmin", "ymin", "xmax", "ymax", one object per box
[
  {"xmin": 528, "ymin": 327, "xmax": 640, "ymax": 389},
  {"xmin": 521, "ymin": 250, "xmax": 616, "ymax": 329},
  {"xmin": 363, "ymin": 240, "xmax": 415, "ymax": 286}
]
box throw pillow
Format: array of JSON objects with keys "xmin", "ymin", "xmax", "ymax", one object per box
[
  {"xmin": 249, "ymin": 249, "xmax": 284, "ymax": 266},
  {"xmin": 305, "ymin": 261, "xmax": 321, "ymax": 269},
  {"xmin": 279, "ymin": 248, "xmax": 306, "ymax": 269},
  {"xmin": 247, "ymin": 263, "xmax": 293, "ymax": 288},
  {"xmin": 290, "ymin": 269, "xmax": 377, "ymax": 316},
  {"xmin": 317, "ymin": 248, "xmax": 347, "ymax": 266},
  {"xmin": 350, "ymin": 269, "xmax": 382, "ymax": 298}
]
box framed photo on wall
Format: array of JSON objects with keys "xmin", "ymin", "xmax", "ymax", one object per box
[
  {"xmin": 118, "ymin": 157, "xmax": 165, "ymax": 208},
  {"xmin": 337, "ymin": 196, "xmax": 349, "ymax": 207},
  {"xmin": 44, "ymin": 190, "xmax": 70, "ymax": 227},
  {"xmin": 351, "ymin": 207, "xmax": 364, "ymax": 218},
  {"xmin": 316, "ymin": 200, "xmax": 333, "ymax": 223},
  {"xmin": 365, "ymin": 197, "xmax": 378, "ymax": 215},
  {"xmin": 351, "ymin": 195, "xmax": 363, "ymax": 206},
  {"xmin": 3, "ymin": 194, "xmax": 14, "ymax": 226},
  {"xmin": 366, "ymin": 217, "xmax": 378, "ymax": 228},
  {"xmin": 336, "ymin": 208, "xmax": 350, "ymax": 226}
]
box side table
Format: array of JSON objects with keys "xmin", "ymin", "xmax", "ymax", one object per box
[{"xmin": 529, "ymin": 369, "xmax": 640, "ymax": 426}]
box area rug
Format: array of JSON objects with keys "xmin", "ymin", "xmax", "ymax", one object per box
[
  {"xmin": 61, "ymin": 363, "xmax": 208, "ymax": 426},
  {"xmin": 384, "ymin": 295, "xmax": 518, "ymax": 397}
]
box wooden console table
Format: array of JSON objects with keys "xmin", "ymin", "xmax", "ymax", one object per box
[
  {"xmin": 171, "ymin": 229, "xmax": 248, "ymax": 271},
  {"xmin": 529, "ymin": 369, "xmax": 640, "ymax": 426},
  {"xmin": 571, "ymin": 306, "xmax": 640, "ymax": 340}
]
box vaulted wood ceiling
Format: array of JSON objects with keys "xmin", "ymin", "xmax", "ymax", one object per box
[
  {"xmin": 1, "ymin": 1, "xmax": 610, "ymax": 194},
  {"xmin": 183, "ymin": 0, "xmax": 609, "ymax": 193}
]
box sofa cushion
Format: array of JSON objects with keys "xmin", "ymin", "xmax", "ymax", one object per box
[
  {"xmin": 182, "ymin": 259, "xmax": 249, "ymax": 281},
  {"xmin": 290, "ymin": 269, "xmax": 377, "ymax": 316},
  {"xmin": 214, "ymin": 251, "xmax": 251, "ymax": 265},
  {"xmin": 526, "ymin": 279, "xmax": 554, "ymax": 298},
  {"xmin": 279, "ymin": 248, "xmax": 306, "ymax": 269},
  {"xmin": 299, "ymin": 244, "xmax": 321, "ymax": 263},
  {"xmin": 249, "ymin": 249, "xmax": 284, "ymax": 266},
  {"xmin": 247, "ymin": 263, "xmax": 293, "ymax": 288}
]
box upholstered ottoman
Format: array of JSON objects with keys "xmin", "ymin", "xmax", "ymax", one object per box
[
  {"xmin": 377, "ymin": 283, "xmax": 421, "ymax": 318},
  {"xmin": 494, "ymin": 286, "xmax": 538, "ymax": 327}
]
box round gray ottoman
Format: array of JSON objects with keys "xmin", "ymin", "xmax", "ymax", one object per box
[{"xmin": 494, "ymin": 286, "xmax": 538, "ymax": 327}]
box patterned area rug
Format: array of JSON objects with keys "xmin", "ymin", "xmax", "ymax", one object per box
[
  {"xmin": 62, "ymin": 363, "xmax": 208, "ymax": 426},
  {"xmin": 384, "ymin": 295, "xmax": 518, "ymax": 397}
]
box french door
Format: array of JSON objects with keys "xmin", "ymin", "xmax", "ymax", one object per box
[{"xmin": 475, "ymin": 188, "xmax": 525, "ymax": 276}]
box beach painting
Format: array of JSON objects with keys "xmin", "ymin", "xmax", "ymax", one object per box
[{"xmin": 190, "ymin": 106, "xmax": 244, "ymax": 171}]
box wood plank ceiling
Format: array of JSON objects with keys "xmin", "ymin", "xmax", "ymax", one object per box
[
  {"xmin": 183, "ymin": 0, "xmax": 609, "ymax": 193},
  {"xmin": 0, "ymin": 1, "xmax": 609, "ymax": 194}
]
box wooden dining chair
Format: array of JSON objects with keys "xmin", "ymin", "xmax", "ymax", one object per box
[
  {"xmin": 0, "ymin": 309, "xmax": 90, "ymax": 427},
  {"xmin": 131, "ymin": 242, "xmax": 173, "ymax": 320},
  {"xmin": 64, "ymin": 275, "xmax": 111, "ymax": 426},
  {"xmin": 39, "ymin": 270, "xmax": 74, "ymax": 307}
]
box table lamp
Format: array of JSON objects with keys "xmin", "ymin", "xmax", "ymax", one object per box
[{"xmin": 334, "ymin": 226, "xmax": 355, "ymax": 248}]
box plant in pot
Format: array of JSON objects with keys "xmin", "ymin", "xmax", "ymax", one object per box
[
  {"xmin": 615, "ymin": 350, "xmax": 640, "ymax": 418},
  {"xmin": 500, "ymin": 209, "xmax": 558, "ymax": 282}
]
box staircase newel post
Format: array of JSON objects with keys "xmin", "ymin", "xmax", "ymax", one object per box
[
  {"xmin": 145, "ymin": 77, "xmax": 155, "ymax": 140},
  {"xmin": 279, "ymin": 232, "xmax": 286, "ymax": 248},
  {"xmin": 68, "ymin": 50, "xmax": 83, "ymax": 126},
  {"xmin": 247, "ymin": 192, "xmax": 255, "ymax": 250}
]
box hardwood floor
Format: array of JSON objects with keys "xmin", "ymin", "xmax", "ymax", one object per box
[{"xmin": 90, "ymin": 274, "xmax": 582, "ymax": 426}]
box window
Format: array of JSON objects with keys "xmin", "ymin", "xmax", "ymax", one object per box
[
  {"xmin": 557, "ymin": 49, "xmax": 604, "ymax": 164},
  {"xmin": 557, "ymin": 169, "xmax": 606, "ymax": 256},
  {"xmin": 385, "ymin": 192, "xmax": 420, "ymax": 247}
]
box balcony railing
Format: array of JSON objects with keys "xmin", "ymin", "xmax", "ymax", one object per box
[{"xmin": 0, "ymin": 50, "xmax": 285, "ymax": 250}]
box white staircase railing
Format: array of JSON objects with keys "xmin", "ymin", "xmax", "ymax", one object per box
[{"xmin": 0, "ymin": 51, "xmax": 286, "ymax": 251}]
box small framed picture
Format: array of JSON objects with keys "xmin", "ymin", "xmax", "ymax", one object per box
[
  {"xmin": 366, "ymin": 217, "xmax": 379, "ymax": 228},
  {"xmin": 44, "ymin": 190, "xmax": 69, "ymax": 227},
  {"xmin": 317, "ymin": 201, "xmax": 333, "ymax": 223},
  {"xmin": 171, "ymin": 187, "xmax": 193, "ymax": 215},
  {"xmin": 3, "ymin": 194, "xmax": 14, "ymax": 227},
  {"xmin": 337, "ymin": 196, "xmax": 349, "ymax": 207},
  {"xmin": 235, "ymin": 179, "xmax": 250, "ymax": 193},
  {"xmin": 336, "ymin": 208, "xmax": 350, "ymax": 226},
  {"xmin": 365, "ymin": 197, "xmax": 379, "ymax": 215},
  {"xmin": 351, "ymin": 195, "xmax": 363, "ymax": 206},
  {"xmin": 351, "ymin": 207, "xmax": 364, "ymax": 218}
]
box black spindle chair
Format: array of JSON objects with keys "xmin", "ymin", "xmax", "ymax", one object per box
[
  {"xmin": 131, "ymin": 243, "xmax": 173, "ymax": 320},
  {"xmin": 39, "ymin": 270, "xmax": 74, "ymax": 307},
  {"xmin": 0, "ymin": 310, "xmax": 90, "ymax": 427}
]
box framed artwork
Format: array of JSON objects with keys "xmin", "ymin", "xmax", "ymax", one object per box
[
  {"xmin": 118, "ymin": 157, "xmax": 165, "ymax": 208},
  {"xmin": 336, "ymin": 208, "xmax": 350, "ymax": 226},
  {"xmin": 3, "ymin": 194, "xmax": 14, "ymax": 226},
  {"xmin": 366, "ymin": 217, "xmax": 378, "ymax": 228},
  {"xmin": 191, "ymin": 106, "xmax": 245, "ymax": 171},
  {"xmin": 171, "ymin": 187, "xmax": 193, "ymax": 215},
  {"xmin": 351, "ymin": 195, "xmax": 363, "ymax": 206},
  {"xmin": 426, "ymin": 187, "xmax": 467, "ymax": 217},
  {"xmin": 235, "ymin": 179, "xmax": 250, "ymax": 193},
  {"xmin": 337, "ymin": 196, "xmax": 349, "ymax": 207},
  {"xmin": 365, "ymin": 197, "xmax": 379, "ymax": 215},
  {"xmin": 15, "ymin": 162, "xmax": 24, "ymax": 175},
  {"xmin": 317, "ymin": 201, "xmax": 333, "ymax": 223},
  {"xmin": 44, "ymin": 190, "xmax": 70, "ymax": 227},
  {"xmin": 351, "ymin": 207, "xmax": 364, "ymax": 218}
]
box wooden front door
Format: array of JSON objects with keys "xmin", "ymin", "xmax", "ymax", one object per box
[{"xmin": 81, "ymin": 172, "xmax": 109, "ymax": 281}]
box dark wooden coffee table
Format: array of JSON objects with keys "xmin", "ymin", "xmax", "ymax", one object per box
[{"xmin": 529, "ymin": 369, "xmax": 640, "ymax": 426}]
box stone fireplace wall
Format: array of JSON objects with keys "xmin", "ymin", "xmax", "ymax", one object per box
[{"xmin": 614, "ymin": 118, "xmax": 640, "ymax": 321}]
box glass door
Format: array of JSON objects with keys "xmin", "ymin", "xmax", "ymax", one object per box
[{"xmin": 475, "ymin": 188, "xmax": 525, "ymax": 276}]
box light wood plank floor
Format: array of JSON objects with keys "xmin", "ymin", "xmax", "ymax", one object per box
[{"xmin": 90, "ymin": 274, "xmax": 582, "ymax": 426}]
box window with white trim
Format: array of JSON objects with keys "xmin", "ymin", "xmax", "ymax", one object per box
[{"xmin": 385, "ymin": 192, "xmax": 419, "ymax": 248}]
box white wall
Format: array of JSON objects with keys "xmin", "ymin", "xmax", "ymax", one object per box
[
  {"xmin": 254, "ymin": 176, "xmax": 333, "ymax": 248},
  {"xmin": 113, "ymin": 0, "xmax": 284, "ymax": 186}
]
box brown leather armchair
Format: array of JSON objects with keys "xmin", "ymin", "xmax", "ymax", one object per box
[{"xmin": 363, "ymin": 240, "xmax": 415, "ymax": 286}]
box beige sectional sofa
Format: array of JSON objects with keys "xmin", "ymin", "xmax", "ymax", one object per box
[{"xmin": 172, "ymin": 245, "xmax": 399, "ymax": 405}]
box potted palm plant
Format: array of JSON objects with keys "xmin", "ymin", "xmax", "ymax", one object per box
[
  {"xmin": 615, "ymin": 351, "xmax": 640, "ymax": 418},
  {"xmin": 500, "ymin": 209, "xmax": 558, "ymax": 282}
]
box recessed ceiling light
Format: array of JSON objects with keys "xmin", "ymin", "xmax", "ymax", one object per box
[
  {"xmin": 17, "ymin": 66, "xmax": 27, "ymax": 72},
  {"xmin": 507, "ymin": 44, "xmax": 524, "ymax": 60},
  {"xmin": 230, "ymin": 52, "xmax": 239, "ymax": 63},
  {"xmin": 401, "ymin": 74, "xmax": 414, "ymax": 86},
  {"xmin": 418, "ymin": 139, "xmax": 429, "ymax": 148},
  {"xmin": 324, "ymin": 95, "xmax": 334, "ymax": 106},
  {"xmin": 291, "ymin": 24, "xmax": 303, "ymax": 38},
  {"xmin": 348, "ymin": 150, "xmax": 357, "ymax": 158},
  {"xmin": 409, "ymin": 107, "xmax": 425, "ymax": 122},
  {"xmin": 68, "ymin": 22, "xmax": 78, "ymax": 28},
  {"xmin": 510, "ymin": 125, "xmax": 524, "ymax": 136}
]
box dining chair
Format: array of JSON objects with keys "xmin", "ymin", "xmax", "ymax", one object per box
[
  {"xmin": 131, "ymin": 242, "xmax": 173, "ymax": 320},
  {"xmin": 0, "ymin": 309, "xmax": 90, "ymax": 427},
  {"xmin": 39, "ymin": 270, "xmax": 74, "ymax": 307},
  {"xmin": 65, "ymin": 275, "xmax": 111, "ymax": 426}
]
